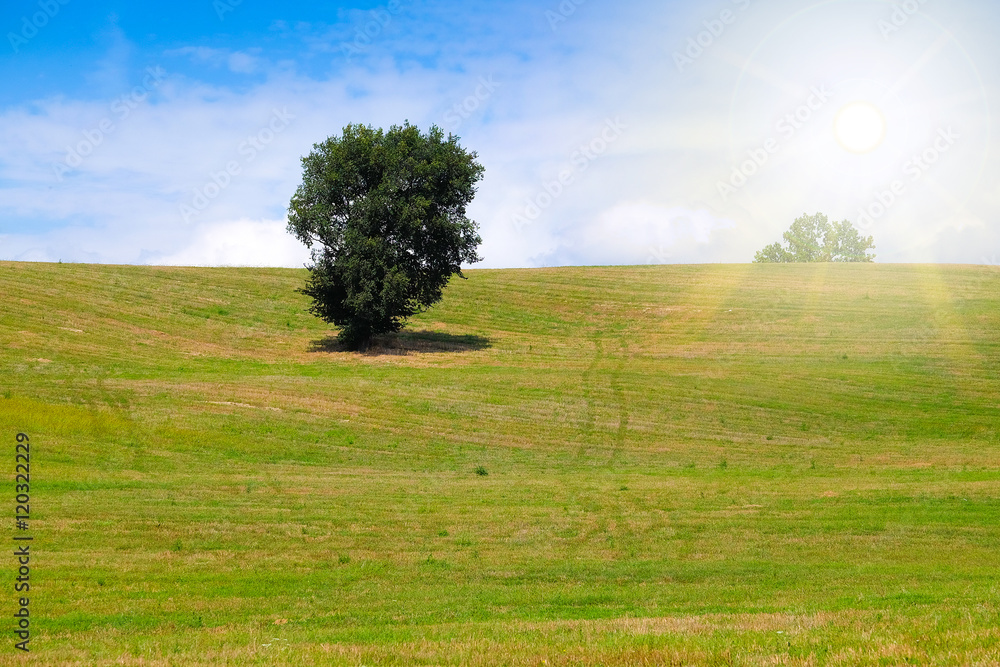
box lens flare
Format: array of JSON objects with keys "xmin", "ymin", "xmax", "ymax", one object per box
[{"xmin": 834, "ymin": 102, "xmax": 887, "ymax": 154}]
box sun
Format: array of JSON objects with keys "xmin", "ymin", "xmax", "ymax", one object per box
[{"xmin": 833, "ymin": 102, "xmax": 886, "ymax": 154}]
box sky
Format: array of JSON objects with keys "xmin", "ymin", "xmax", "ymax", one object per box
[{"xmin": 1, "ymin": 0, "xmax": 998, "ymax": 268}]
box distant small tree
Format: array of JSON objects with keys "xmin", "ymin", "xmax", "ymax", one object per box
[
  {"xmin": 822, "ymin": 219, "xmax": 877, "ymax": 262},
  {"xmin": 755, "ymin": 242, "xmax": 792, "ymax": 263},
  {"xmin": 754, "ymin": 213, "xmax": 874, "ymax": 263},
  {"xmin": 287, "ymin": 122, "xmax": 484, "ymax": 349}
]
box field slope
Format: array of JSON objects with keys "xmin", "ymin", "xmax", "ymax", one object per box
[{"xmin": 2, "ymin": 261, "xmax": 1000, "ymax": 665}]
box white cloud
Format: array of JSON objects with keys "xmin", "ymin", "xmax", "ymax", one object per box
[
  {"xmin": 227, "ymin": 52, "xmax": 259, "ymax": 74},
  {"xmin": 151, "ymin": 219, "xmax": 310, "ymax": 267},
  {"xmin": 534, "ymin": 203, "xmax": 737, "ymax": 266},
  {"xmin": 165, "ymin": 46, "xmax": 260, "ymax": 73}
]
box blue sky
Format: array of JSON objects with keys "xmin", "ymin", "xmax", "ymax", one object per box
[{"xmin": 2, "ymin": 0, "xmax": 999, "ymax": 267}]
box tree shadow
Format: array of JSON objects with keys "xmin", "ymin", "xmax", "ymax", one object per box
[{"xmin": 309, "ymin": 330, "xmax": 491, "ymax": 356}]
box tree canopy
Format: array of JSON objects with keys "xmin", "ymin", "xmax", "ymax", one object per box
[
  {"xmin": 754, "ymin": 213, "xmax": 875, "ymax": 263},
  {"xmin": 287, "ymin": 122, "xmax": 484, "ymax": 348}
]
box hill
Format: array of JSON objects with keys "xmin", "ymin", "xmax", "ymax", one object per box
[{"xmin": 2, "ymin": 261, "xmax": 1000, "ymax": 665}]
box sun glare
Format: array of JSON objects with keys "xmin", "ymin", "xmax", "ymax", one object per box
[{"xmin": 833, "ymin": 101, "xmax": 886, "ymax": 154}]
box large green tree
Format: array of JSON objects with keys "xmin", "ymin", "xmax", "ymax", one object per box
[
  {"xmin": 754, "ymin": 213, "xmax": 875, "ymax": 263},
  {"xmin": 287, "ymin": 123, "xmax": 484, "ymax": 348}
]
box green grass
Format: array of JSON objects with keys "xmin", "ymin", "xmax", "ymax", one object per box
[{"xmin": 2, "ymin": 261, "xmax": 1000, "ymax": 664}]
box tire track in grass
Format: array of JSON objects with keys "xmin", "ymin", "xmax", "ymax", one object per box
[
  {"xmin": 581, "ymin": 317, "xmax": 633, "ymax": 467},
  {"xmin": 608, "ymin": 334, "xmax": 630, "ymax": 467},
  {"xmin": 578, "ymin": 333, "xmax": 603, "ymax": 461}
]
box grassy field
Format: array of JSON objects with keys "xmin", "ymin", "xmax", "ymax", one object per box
[{"xmin": 2, "ymin": 260, "xmax": 1000, "ymax": 665}]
